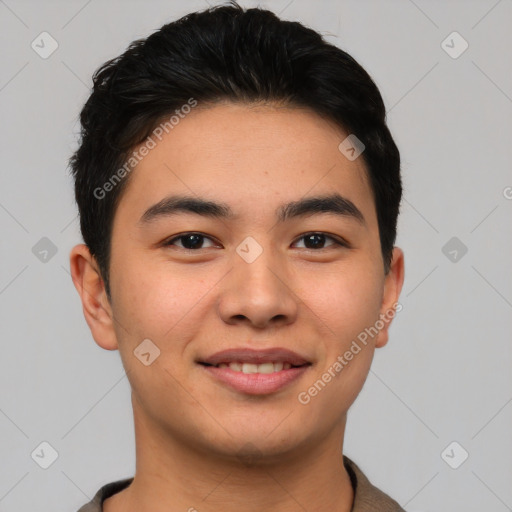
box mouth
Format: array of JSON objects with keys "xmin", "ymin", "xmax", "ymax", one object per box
[
  {"xmin": 197, "ymin": 347, "xmax": 312, "ymax": 395},
  {"xmin": 199, "ymin": 361, "xmax": 309, "ymax": 373}
]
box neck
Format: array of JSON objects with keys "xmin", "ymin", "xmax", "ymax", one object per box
[{"xmin": 105, "ymin": 394, "xmax": 354, "ymax": 512}]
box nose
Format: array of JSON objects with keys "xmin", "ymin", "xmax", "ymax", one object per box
[{"xmin": 217, "ymin": 247, "xmax": 298, "ymax": 330}]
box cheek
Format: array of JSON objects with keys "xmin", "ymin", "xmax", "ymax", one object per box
[
  {"xmin": 112, "ymin": 256, "xmax": 211, "ymax": 342},
  {"xmin": 308, "ymin": 267, "xmax": 384, "ymax": 408},
  {"xmin": 298, "ymin": 263, "xmax": 384, "ymax": 343},
  {"xmin": 295, "ymin": 276, "xmax": 382, "ymax": 423},
  {"xmin": 109, "ymin": 260, "xmax": 211, "ymax": 422}
]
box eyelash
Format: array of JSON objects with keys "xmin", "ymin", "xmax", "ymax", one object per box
[{"xmin": 163, "ymin": 232, "xmax": 348, "ymax": 251}]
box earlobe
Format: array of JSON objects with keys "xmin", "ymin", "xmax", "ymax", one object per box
[
  {"xmin": 375, "ymin": 247, "xmax": 405, "ymax": 349},
  {"xmin": 69, "ymin": 244, "xmax": 119, "ymax": 351}
]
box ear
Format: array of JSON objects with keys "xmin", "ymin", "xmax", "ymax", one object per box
[
  {"xmin": 69, "ymin": 243, "xmax": 119, "ymax": 350},
  {"xmin": 375, "ymin": 247, "xmax": 405, "ymax": 349}
]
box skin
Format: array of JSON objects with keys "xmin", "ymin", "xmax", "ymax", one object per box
[{"xmin": 70, "ymin": 102, "xmax": 404, "ymax": 512}]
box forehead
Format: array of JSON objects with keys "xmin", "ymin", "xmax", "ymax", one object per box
[{"xmin": 114, "ymin": 102, "xmax": 375, "ymax": 226}]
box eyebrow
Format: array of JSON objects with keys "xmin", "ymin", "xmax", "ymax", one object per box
[{"xmin": 138, "ymin": 193, "xmax": 365, "ymax": 226}]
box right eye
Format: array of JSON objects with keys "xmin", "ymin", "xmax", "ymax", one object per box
[{"xmin": 163, "ymin": 232, "xmax": 219, "ymax": 250}]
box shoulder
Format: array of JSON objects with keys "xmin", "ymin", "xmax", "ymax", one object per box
[
  {"xmin": 76, "ymin": 477, "xmax": 134, "ymax": 512},
  {"xmin": 343, "ymin": 456, "xmax": 405, "ymax": 512}
]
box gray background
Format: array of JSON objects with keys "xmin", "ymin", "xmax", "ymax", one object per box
[{"xmin": 1, "ymin": 0, "xmax": 511, "ymax": 511}]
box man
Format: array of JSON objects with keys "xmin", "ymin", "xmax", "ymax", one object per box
[{"xmin": 69, "ymin": 2, "xmax": 405, "ymax": 510}]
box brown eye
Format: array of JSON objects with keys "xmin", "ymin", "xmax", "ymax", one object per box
[
  {"xmin": 165, "ymin": 233, "xmax": 216, "ymax": 250},
  {"xmin": 292, "ymin": 232, "xmax": 346, "ymax": 250}
]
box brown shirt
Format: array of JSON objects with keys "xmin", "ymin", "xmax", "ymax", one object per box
[{"xmin": 77, "ymin": 456, "xmax": 404, "ymax": 511}]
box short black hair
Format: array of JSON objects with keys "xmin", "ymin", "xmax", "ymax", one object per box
[{"xmin": 69, "ymin": 1, "xmax": 401, "ymax": 300}]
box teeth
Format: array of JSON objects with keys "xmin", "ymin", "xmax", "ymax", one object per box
[
  {"xmin": 216, "ymin": 362, "xmax": 296, "ymax": 373},
  {"xmin": 242, "ymin": 363, "xmax": 258, "ymax": 374},
  {"xmin": 256, "ymin": 363, "xmax": 274, "ymax": 374}
]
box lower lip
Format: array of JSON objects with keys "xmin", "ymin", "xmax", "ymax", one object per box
[{"xmin": 200, "ymin": 364, "xmax": 311, "ymax": 395}]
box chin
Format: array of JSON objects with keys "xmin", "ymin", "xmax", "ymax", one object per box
[{"xmin": 204, "ymin": 422, "xmax": 312, "ymax": 465}]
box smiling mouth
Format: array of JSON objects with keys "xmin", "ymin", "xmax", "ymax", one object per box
[{"xmin": 199, "ymin": 361, "xmax": 310, "ymax": 373}]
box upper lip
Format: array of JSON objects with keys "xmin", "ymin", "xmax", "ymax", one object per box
[{"xmin": 199, "ymin": 348, "xmax": 311, "ymax": 366}]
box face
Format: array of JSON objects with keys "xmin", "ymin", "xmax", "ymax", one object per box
[{"xmin": 71, "ymin": 102, "xmax": 404, "ymax": 462}]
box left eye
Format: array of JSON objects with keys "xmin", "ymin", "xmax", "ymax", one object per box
[
  {"xmin": 164, "ymin": 232, "xmax": 344, "ymax": 251},
  {"xmin": 292, "ymin": 232, "xmax": 344, "ymax": 250}
]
